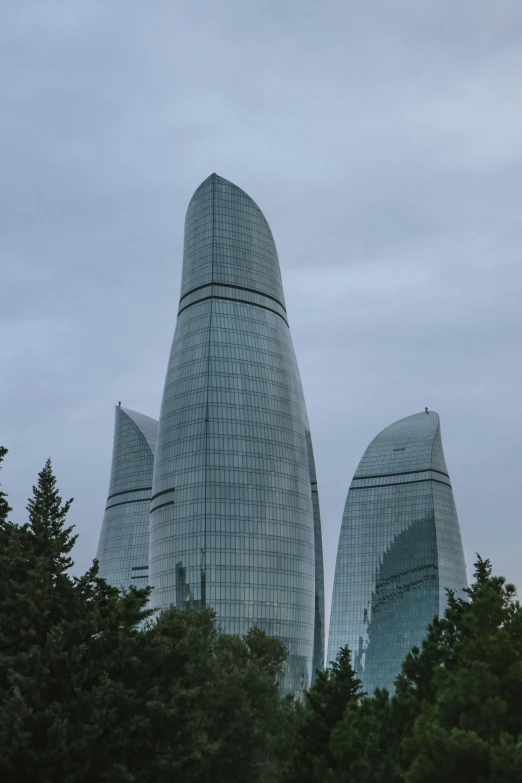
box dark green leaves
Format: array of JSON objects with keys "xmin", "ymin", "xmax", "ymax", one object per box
[
  {"xmin": 4, "ymin": 448, "xmax": 522, "ymax": 782},
  {"xmin": 0, "ymin": 451, "xmax": 292, "ymax": 783}
]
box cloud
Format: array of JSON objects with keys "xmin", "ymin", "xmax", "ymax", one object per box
[{"xmin": 2, "ymin": 0, "xmax": 522, "ymax": 644}]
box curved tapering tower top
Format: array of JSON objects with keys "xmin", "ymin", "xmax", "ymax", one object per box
[
  {"xmin": 150, "ymin": 174, "xmax": 325, "ymax": 694},
  {"xmin": 180, "ymin": 174, "xmax": 287, "ymax": 305},
  {"xmin": 96, "ymin": 406, "xmax": 158, "ymax": 589},
  {"xmin": 328, "ymin": 411, "xmax": 467, "ymax": 694}
]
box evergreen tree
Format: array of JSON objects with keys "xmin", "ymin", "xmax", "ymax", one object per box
[
  {"xmin": 11, "ymin": 447, "xmax": 522, "ymax": 782},
  {"xmin": 114, "ymin": 605, "xmax": 294, "ymax": 783},
  {"xmin": 401, "ymin": 556, "xmax": 522, "ymax": 783},
  {"xmin": 0, "ymin": 451, "xmax": 295, "ymax": 782},
  {"xmin": 329, "ymin": 688, "xmax": 397, "ymax": 783},
  {"xmin": 287, "ymin": 646, "xmax": 362, "ymax": 782},
  {"xmin": 26, "ymin": 457, "xmax": 76, "ymax": 571},
  {"xmin": 327, "ymin": 557, "xmax": 522, "ymax": 783},
  {"xmin": 0, "ymin": 455, "xmax": 151, "ymax": 782},
  {"xmin": 0, "ymin": 447, "xmax": 11, "ymax": 523}
]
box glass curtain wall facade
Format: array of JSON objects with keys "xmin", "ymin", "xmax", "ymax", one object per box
[
  {"xmin": 328, "ymin": 411, "xmax": 467, "ymax": 694},
  {"xmin": 149, "ymin": 173, "xmax": 324, "ymax": 693},
  {"xmin": 96, "ymin": 406, "xmax": 158, "ymax": 589},
  {"xmin": 306, "ymin": 431, "xmax": 325, "ymax": 677}
]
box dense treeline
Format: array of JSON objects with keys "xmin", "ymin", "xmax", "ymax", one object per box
[{"xmin": 1, "ymin": 449, "xmax": 522, "ymax": 782}]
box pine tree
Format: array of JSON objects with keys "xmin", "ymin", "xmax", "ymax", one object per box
[
  {"xmin": 0, "ymin": 452, "xmax": 296, "ymax": 782},
  {"xmin": 330, "ymin": 688, "xmax": 397, "ymax": 783},
  {"xmin": 401, "ymin": 556, "xmax": 522, "ymax": 783},
  {"xmin": 127, "ymin": 607, "xmax": 292, "ymax": 783},
  {"xmin": 0, "ymin": 455, "xmax": 151, "ymax": 781},
  {"xmin": 26, "ymin": 457, "xmax": 76, "ymax": 572},
  {"xmin": 301, "ymin": 557, "xmax": 522, "ymax": 783},
  {"xmin": 287, "ymin": 646, "xmax": 362, "ymax": 782},
  {"xmin": 0, "ymin": 447, "xmax": 11, "ymax": 523}
]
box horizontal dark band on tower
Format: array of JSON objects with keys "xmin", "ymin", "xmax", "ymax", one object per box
[
  {"xmin": 151, "ymin": 487, "xmax": 176, "ymax": 502},
  {"xmin": 105, "ymin": 497, "xmax": 151, "ymax": 511},
  {"xmin": 178, "ymin": 294, "xmax": 289, "ymax": 326},
  {"xmin": 180, "ymin": 282, "xmax": 287, "ymax": 313},
  {"xmin": 353, "ymin": 467, "xmax": 450, "ymax": 481},
  {"xmin": 349, "ymin": 477, "xmax": 452, "ymax": 491},
  {"xmin": 132, "ymin": 566, "xmax": 148, "ymax": 571},
  {"xmin": 131, "ymin": 575, "xmax": 148, "ymax": 580},
  {"xmin": 150, "ymin": 500, "xmax": 176, "ymax": 514},
  {"xmin": 107, "ymin": 486, "xmax": 152, "ymax": 502}
]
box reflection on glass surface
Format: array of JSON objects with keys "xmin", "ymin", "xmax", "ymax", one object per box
[
  {"xmin": 149, "ymin": 174, "xmax": 325, "ymax": 694},
  {"xmin": 96, "ymin": 406, "xmax": 158, "ymax": 589},
  {"xmin": 328, "ymin": 411, "xmax": 467, "ymax": 694}
]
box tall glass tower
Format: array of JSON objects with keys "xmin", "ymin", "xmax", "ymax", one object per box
[
  {"xmin": 328, "ymin": 411, "xmax": 467, "ymax": 693},
  {"xmin": 96, "ymin": 406, "xmax": 157, "ymax": 589},
  {"xmin": 149, "ymin": 174, "xmax": 324, "ymax": 693}
]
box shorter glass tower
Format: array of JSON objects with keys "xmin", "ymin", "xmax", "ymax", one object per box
[
  {"xmin": 96, "ymin": 406, "xmax": 157, "ymax": 589},
  {"xmin": 328, "ymin": 411, "xmax": 467, "ymax": 693}
]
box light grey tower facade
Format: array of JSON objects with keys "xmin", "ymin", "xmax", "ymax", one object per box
[
  {"xmin": 149, "ymin": 174, "xmax": 324, "ymax": 693},
  {"xmin": 97, "ymin": 406, "xmax": 157, "ymax": 589},
  {"xmin": 328, "ymin": 411, "xmax": 467, "ymax": 694}
]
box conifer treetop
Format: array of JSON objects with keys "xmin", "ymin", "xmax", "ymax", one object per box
[{"xmin": 26, "ymin": 457, "xmax": 76, "ymax": 572}]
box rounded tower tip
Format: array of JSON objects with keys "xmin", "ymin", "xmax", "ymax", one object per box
[{"xmin": 181, "ymin": 172, "xmax": 286, "ymax": 307}]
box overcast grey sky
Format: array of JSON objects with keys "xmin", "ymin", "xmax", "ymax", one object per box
[{"xmin": 2, "ymin": 1, "xmax": 522, "ymax": 635}]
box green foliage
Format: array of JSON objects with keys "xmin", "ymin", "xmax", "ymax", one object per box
[
  {"xmin": 26, "ymin": 457, "xmax": 76, "ymax": 569},
  {"xmin": 0, "ymin": 456, "xmax": 152, "ymax": 782},
  {"xmin": 0, "ymin": 451, "xmax": 294, "ymax": 782},
  {"xmin": 4, "ymin": 447, "xmax": 522, "ymax": 782},
  {"xmin": 320, "ymin": 556, "xmax": 522, "ymax": 782},
  {"xmin": 0, "ymin": 447, "xmax": 11, "ymax": 523},
  {"xmin": 119, "ymin": 605, "xmax": 294, "ymax": 783},
  {"xmin": 329, "ymin": 689, "xmax": 397, "ymax": 782},
  {"xmin": 286, "ymin": 646, "xmax": 362, "ymax": 782},
  {"xmin": 401, "ymin": 556, "xmax": 522, "ymax": 783}
]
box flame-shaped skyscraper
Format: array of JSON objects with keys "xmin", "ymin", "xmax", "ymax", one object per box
[
  {"xmin": 97, "ymin": 406, "xmax": 158, "ymax": 589},
  {"xmin": 149, "ymin": 174, "xmax": 324, "ymax": 693},
  {"xmin": 328, "ymin": 411, "xmax": 467, "ymax": 693}
]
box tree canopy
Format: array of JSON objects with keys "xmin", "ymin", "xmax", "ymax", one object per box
[
  {"xmin": 0, "ymin": 452, "xmax": 292, "ymax": 782},
  {"xmin": 1, "ymin": 448, "xmax": 521, "ymax": 782},
  {"xmin": 324, "ymin": 556, "xmax": 522, "ymax": 783}
]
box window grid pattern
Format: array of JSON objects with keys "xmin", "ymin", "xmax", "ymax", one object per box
[
  {"xmin": 327, "ymin": 411, "xmax": 467, "ymax": 694},
  {"xmin": 96, "ymin": 407, "xmax": 158, "ymax": 589},
  {"xmin": 150, "ymin": 174, "xmax": 323, "ymax": 695},
  {"xmin": 305, "ymin": 430, "xmax": 325, "ymax": 679}
]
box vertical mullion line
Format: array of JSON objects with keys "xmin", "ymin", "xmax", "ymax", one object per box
[
  {"xmin": 429, "ymin": 420, "xmax": 440, "ymax": 615},
  {"xmin": 201, "ymin": 180, "xmax": 215, "ymax": 607}
]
